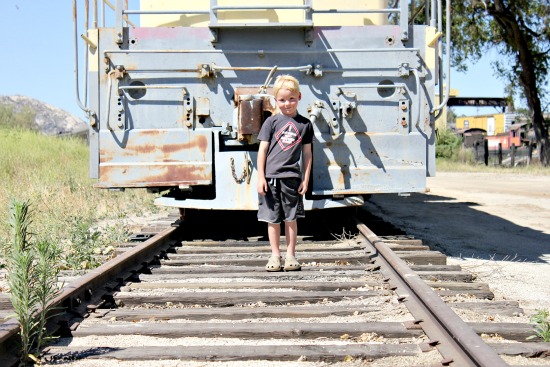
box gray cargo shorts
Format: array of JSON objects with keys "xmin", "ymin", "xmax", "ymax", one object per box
[{"xmin": 257, "ymin": 177, "xmax": 305, "ymax": 224}]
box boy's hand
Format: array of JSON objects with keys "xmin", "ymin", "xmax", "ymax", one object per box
[
  {"xmin": 257, "ymin": 177, "xmax": 268, "ymax": 196},
  {"xmin": 298, "ymin": 181, "xmax": 308, "ymax": 195}
]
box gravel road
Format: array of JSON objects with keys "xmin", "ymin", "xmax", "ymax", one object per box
[{"xmin": 363, "ymin": 171, "xmax": 550, "ymax": 314}]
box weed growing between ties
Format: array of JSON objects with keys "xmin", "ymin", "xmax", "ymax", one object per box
[
  {"xmin": 527, "ymin": 309, "xmax": 550, "ymax": 342},
  {"xmin": 5, "ymin": 199, "xmax": 62, "ymax": 366}
]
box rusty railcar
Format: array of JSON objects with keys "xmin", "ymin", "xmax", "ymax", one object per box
[{"xmin": 74, "ymin": 0, "xmax": 450, "ymax": 210}]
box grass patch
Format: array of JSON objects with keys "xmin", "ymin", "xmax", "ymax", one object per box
[
  {"xmin": 436, "ymin": 158, "xmax": 550, "ymax": 175},
  {"xmin": 527, "ymin": 309, "xmax": 550, "ymax": 342},
  {"xmin": 0, "ymin": 127, "xmax": 166, "ymax": 271}
]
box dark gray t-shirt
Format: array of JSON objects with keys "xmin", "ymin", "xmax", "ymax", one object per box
[{"xmin": 258, "ymin": 113, "xmax": 313, "ymax": 178}]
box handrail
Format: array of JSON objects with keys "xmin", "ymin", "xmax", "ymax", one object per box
[
  {"xmin": 123, "ymin": 10, "xmax": 209, "ymax": 15},
  {"xmin": 105, "ymin": 70, "xmax": 115, "ymax": 131},
  {"xmin": 90, "ymin": 1, "xmax": 418, "ymax": 46},
  {"xmin": 411, "ymin": 68, "xmax": 422, "ymax": 127},
  {"xmin": 73, "ymin": 0, "xmax": 97, "ymax": 125},
  {"xmin": 430, "ymin": 0, "xmax": 451, "ymax": 114},
  {"xmin": 104, "ymin": 0, "xmax": 136, "ymax": 27},
  {"xmin": 85, "ymin": 1, "xmax": 440, "ymax": 35},
  {"xmin": 102, "ymin": 47, "xmax": 420, "ymax": 55},
  {"xmin": 211, "ymin": 5, "xmax": 310, "ymax": 10},
  {"xmin": 107, "ymin": 1, "xmax": 408, "ymax": 28},
  {"xmin": 313, "ymin": 9, "xmax": 399, "ymax": 14}
]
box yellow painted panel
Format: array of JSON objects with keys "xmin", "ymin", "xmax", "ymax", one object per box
[
  {"xmin": 424, "ymin": 26, "xmax": 437, "ymax": 70},
  {"xmin": 87, "ymin": 29, "xmax": 99, "ymax": 72},
  {"xmin": 140, "ymin": 0, "xmax": 388, "ymax": 27},
  {"xmin": 313, "ymin": 0, "xmax": 388, "ymax": 25}
]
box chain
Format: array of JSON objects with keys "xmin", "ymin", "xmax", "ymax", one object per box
[{"xmin": 230, "ymin": 153, "xmax": 253, "ymax": 184}]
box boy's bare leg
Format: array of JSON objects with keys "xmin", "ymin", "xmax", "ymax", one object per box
[
  {"xmin": 284, "ymin": 220, "xmax": 298, "ymax": 257},
  {"xmin": 267, "ymin": 223, "xmax": 281, "ymax": 256}
]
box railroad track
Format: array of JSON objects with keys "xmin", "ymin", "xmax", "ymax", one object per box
[{"xmin": 1, "ymin": 209, "xmax": 549, "ymax": 366}]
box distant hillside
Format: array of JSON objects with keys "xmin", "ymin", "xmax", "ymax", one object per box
[{"xmin": 0, "ymin": 95, "xmax": 88, "ymax": 136}]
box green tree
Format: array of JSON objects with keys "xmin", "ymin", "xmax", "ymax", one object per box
[
  {"xmin": 449, "ymin": 0, "xmax": 550, "ymax": 165},
  {"xmin": 447, "ymin": 107, "xmax": 458, "ymax": 126}
]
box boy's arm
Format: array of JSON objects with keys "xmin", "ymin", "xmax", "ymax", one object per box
[
  {"xmin": 257, "ymin": 141, "xmax": 269, "ymax": 196},
  {"xmin": 298, "ymin": 143, "xmax": 312, "ymax": 195}
]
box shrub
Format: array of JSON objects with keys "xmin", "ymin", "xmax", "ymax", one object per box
[
  {"xmin": 5, "ymin": 199, "xmax": 62, "ymax": 366},
  {"xmin": 436, "ymin": 129, "xmax": 463, "ymax": 160}
]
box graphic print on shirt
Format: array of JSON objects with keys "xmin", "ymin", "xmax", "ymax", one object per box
[{"xmin": 275, "ymin": 121, "xmax": 302, "ymax": 151}]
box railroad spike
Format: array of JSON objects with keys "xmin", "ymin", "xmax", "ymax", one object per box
[
  {"xmin": 403, "ymin": 320, "xmax": 423, "ymax": 330},
  {"xmin": 418, "ymin": 342, "xmax": 433, "ymax": 352}
]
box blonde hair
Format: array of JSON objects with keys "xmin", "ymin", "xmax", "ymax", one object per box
[{"xmin": 273, "ymin": 75, "xmax": 300, "ymax": 97}]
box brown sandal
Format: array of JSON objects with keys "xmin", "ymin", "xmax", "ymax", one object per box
[{"xmin": 265, "ymin": 255, "xmax": 282, "ymax": 272}]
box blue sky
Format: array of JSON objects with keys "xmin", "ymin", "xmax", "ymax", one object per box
[{"xmin": 0, "ymin": 1, "xmax": 509, "ymax": 122}]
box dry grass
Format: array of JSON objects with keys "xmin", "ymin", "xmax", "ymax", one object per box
[
  {"xmin": 436, "ymin": 158, "xmax": 550, "ymax": 175},
  {"xmin": 0, "ymin": 128, "xmax": 164, "ymax": 270}
]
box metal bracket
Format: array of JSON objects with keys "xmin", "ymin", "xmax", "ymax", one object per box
[
  {"xmin": 340, "ymin": 93, "xmax": 357, "ymax": 120},
  {"xmin": 210, "ymin": 29, "xmax": 218, "ymax": 43},
  {"xmin": 310, "ymin": 100, "xmax": 340, "ymax": 138},
  {"xmin": 199, "ymin": 64, "xmax": 213, "ymax": 78},
  {"xmin": 306, "ymin": 64, "xmax": 323, "ymax": 78},
  {"xmin": 304, "ymin": 27, "xmax": 314, "ymax": 44},
  {"xmin": 398, "ymin": 63, "xmax": 410, "ymax": 77},
  {"xmin": 399, "ymin": 99, "xmax": 410, "ymax": 135}
]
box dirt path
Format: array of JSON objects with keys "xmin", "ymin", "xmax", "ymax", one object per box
[{"xmin": 363, "ymin": 171, "xmax": 550, "ymax": 313}]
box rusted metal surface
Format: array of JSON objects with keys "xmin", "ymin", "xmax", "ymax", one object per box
[
  {"xmin": 98, "ymin": 129, "xmax": 212, "ymax": 188},
  {"xmin": 237, "ymin": 96, "xmax": 263, "ymax": 137},
  {"xmin": 356, "ymin": 220, "xmax": 510, "ymax": 367},
  {"xmin": 234, "ymin": 87, "xmax": 277, "ymax": 144},
  {"xmin": 97, "ymin": 164, "xmax": 212, "ymax": 188}
]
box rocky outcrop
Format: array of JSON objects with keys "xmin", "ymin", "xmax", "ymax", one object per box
[{"xmin": 0, "ymin": 95, "xmax": 88, "ymax": 136}]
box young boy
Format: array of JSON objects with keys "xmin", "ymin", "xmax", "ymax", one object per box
[{"xmin": 256, "ymin": 75, "xmax": 313, "ymax": 272}]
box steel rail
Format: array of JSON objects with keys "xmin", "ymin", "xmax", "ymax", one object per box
[
  {"xmin": 356, "ymin": 220, "xmax": 509, "ymax": 367},
  {"xmin": 0, "ymin": 225, "xmax": 178, "ymax": 364}
]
